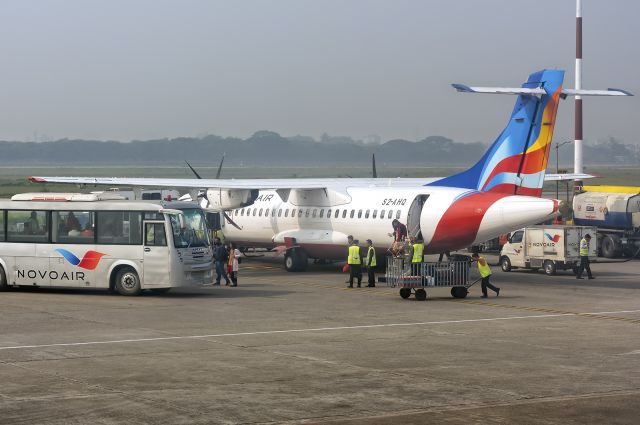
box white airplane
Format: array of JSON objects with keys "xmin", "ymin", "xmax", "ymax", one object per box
[{"xmin": 31, "ymin": 69, "xmax": 631, "ymax": 271}]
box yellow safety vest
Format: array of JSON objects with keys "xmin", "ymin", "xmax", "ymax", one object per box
[
  {"xmin": 477, "ymin": 258, "xmax": 492, "ymax": 278},
  {"xmin": 367, "ymin": 246, "xmax": 377, "ymax": 267},
  {"xmin": 579, "ymin": 238, "xmax": 589, "ymax": 256},
  {"xmin": 412, "ymin": 243, "xmax": 424, "ymax": 263},
  {"xmin": 348, "ymin": 245, "xmax": 361, "ymax": 265}
]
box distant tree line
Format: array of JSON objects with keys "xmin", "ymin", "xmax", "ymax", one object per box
[{"xmin": 0, "ymin": 131, "xmax": 637, "ymax": 166}]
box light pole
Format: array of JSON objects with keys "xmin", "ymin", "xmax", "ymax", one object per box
[{"xmin": 556, "ymin": 140, "xmax": 573, "ymax": 200}]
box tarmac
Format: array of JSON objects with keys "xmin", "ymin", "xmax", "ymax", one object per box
[{"xmin": 0, "ymin": 253, "xmax": 639, "ymax": 424}]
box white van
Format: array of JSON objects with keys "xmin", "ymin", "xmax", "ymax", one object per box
[{"xmin": 500, "ymin": 226, "xmax": 597, "ymax": 275}]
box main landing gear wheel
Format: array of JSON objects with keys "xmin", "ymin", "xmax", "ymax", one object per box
[
  {"xmin": 451, "ymin": 286, "xmax": 468, "ymax": 299},
  {"xmin": 399, "ymin": 287, "xmax": 411, "ymax": 299},
  {"xmin": 284, "ymin": 248, "xmax": 308, "ymax": 272},
  {"xmin": 415, "ymin": 288, "xmax": 427, "ymax": 301}
]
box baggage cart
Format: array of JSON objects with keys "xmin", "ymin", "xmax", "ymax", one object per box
[{"xmin": 385, "ymin": 255, "xmax": 478, "ymax": 301}]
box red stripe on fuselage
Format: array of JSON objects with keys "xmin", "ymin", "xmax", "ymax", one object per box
[{"xmin": 429, "ymin": 192, "xmax": 509, "ymax": 252}]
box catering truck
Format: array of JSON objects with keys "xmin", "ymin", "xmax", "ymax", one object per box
[
  {"xmin": 573, "ymin": 186, "xmax": 640, "ymax": 258},
  {"xmin": 500, "ymin": 226, "xmax": 597, "ymax": 276}
]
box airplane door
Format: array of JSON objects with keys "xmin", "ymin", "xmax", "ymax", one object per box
[
  {"xmin": 143, "ymin": 221, "xmax": 171, "ymax": 287},
  {"xmin": 406, "ymin": 195, "xmax": 429, "ymax": 239}
]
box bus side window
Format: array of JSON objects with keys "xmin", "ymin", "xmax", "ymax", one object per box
[
  {"xmin": 52, "ymin": 211, "xmax": 95, "ymax": 244},
  {"xmin": 145, "ymin": 223, "xmax": 167, "ymax": 246},
  {"xmin": 7, "ymin": 210, "xmax": 49, "ymax": 243},
  {"xmin": 0, "ymin": 211, "xmax": 5, "ymax": 242},
  {"xmin": 97, "ymin": 211, "xmax": 142, "ymax": 245}
]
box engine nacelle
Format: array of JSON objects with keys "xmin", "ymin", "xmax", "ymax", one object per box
[{"xmin": 205, "ymin": 188, "xmax": 258, "ymax": 210}]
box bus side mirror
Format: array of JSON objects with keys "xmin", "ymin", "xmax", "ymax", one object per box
[{"xmin": 178, "ymin": 214, "xmax": 187, "ymax": 230}]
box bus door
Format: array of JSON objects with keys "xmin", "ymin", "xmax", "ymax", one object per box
[{"xmin": 143, "ymin": 221, "xmax": 171, "ymax": 287}]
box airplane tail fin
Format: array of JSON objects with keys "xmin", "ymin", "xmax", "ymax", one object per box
[{"xmin": 431, "ymin": 70, "xmax": 564, "ymax": 196}]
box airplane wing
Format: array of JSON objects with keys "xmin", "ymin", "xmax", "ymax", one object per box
[{"xmin": 28, "ymin": 176, "xmax": 330, "ymax": 190}]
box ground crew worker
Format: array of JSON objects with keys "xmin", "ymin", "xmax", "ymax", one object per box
[
  {"xmin": 410, "ymin": 237, "xmax": 424, "ymax": 276},
  {"xmin": 347, "ymin": 235, "xmax": 362, "ymax": 288},
  {"xmin": 472, "ymin": 253, "xmax": 500, "ymax": 298},
  {"xmin": 365, "ymin": 239, "xmax": 376, "ymax": 287},
  {"xmin": 576, "ymin": 233, "xmax": 594, "ymax": 279}
]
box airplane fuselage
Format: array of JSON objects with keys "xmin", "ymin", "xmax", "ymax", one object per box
[{"xmin": 223, "ymin": 185, "xmax": 558, "ymax": 260}]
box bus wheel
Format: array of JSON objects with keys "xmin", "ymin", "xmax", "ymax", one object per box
[
  {"xmin": 0, "ymin": 266, "xmax": 8, "ymax": 291},
  {"xmin": 115, "ymin": 267, "xmax": 142, "ymax": 296},
  {"xmin": 415, "ymin": 288, "xmax": 427, "ymax": 301},
  {"xmin": 150, "ymin": 288, "xmax": 171, "ymax": 294},
  {"xmin": 399, "ymin": 287, "xmax": 411, "ymax": 299}
]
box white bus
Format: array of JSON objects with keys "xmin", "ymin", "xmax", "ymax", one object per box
[{"xmin": 0, "ymin": 193, "xmax": 213, "ymax": 295}]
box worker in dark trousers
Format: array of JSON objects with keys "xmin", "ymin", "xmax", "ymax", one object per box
[
  {"xmin": 365, "ymin": 239, "xmax": 377, "ymax": 287},
  {"xmin": 472, "ymin": 253, "xmax": 500, "ymax": 298},
  {"xmin": 347, "ymin": 235, "xmax": 362, "ymax": 288},
  {"xmin": 576, "ymin": 233, "xmax": 594, "ymax": 279},
  {"xmin": 410, "ymin": 237, "xmax": 424, "ymax": 276}
]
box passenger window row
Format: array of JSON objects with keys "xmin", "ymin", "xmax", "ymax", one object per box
[
  {"xmin": 0, "ymin": 209, "xmax": 142, "ymax": 245},
  {"xmin": 234, "ymin": 207, "xmax": 402, "ymax": 221}
]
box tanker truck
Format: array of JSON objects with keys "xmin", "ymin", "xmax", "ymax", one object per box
[{"xmin": 572, "ymin": 186, "xmax": 640, "ymax": 258}]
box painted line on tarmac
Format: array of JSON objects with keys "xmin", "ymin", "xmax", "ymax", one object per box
[{"xmin": 1, "ymin": 309, "xmax": 639, "ymax": 351}]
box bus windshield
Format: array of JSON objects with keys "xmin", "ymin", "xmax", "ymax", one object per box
[{"xmin": 169, "ymin": 209, "xmax": 209, "ymax": 248}]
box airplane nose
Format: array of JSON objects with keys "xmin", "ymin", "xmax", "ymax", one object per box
[{"xmin": 475, "ymin": 196, "xmax": 559, "ymax": 244}]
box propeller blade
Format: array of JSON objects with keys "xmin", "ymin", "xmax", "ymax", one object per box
[
  {"xmin": 185, "ymin": 160, "xmax": 203, "ymax": 179},
  {"xmin": 372, "ymin": 153, "xmax": 377, "ymax": 178},
  {"xmin": 215, "ymin": 153, "xmax": 226, "ymax": 179}
]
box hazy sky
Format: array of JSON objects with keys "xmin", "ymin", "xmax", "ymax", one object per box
[{"xmin": 1, "ymin": 0, "xmax": 638, "ymax": 144}]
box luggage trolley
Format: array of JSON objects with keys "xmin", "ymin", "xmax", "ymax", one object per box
[{"xmin": 385, "ymin": 255, "xmax": 477, "ymax": 301}]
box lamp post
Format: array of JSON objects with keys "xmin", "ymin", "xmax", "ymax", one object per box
[{"xmin": 556, "ymin": 140, "xmax": 573, "ymax": 200}]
